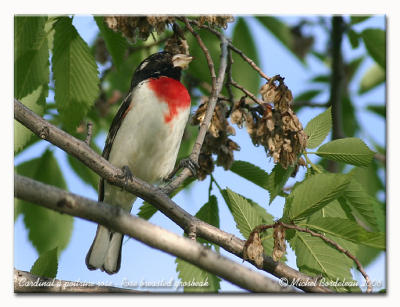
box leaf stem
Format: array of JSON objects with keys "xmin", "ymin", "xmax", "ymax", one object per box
[{"xmin": 304, "ymin": 152, "xmax": 322, "ymax": 174}]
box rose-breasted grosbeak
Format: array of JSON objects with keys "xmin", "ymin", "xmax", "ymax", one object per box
[{"xmin": 86, "ymin": 51, "xmax": 193, "ymax": 274}]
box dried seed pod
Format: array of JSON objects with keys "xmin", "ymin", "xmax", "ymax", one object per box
[
  {"xmin": 272, "ymin": 224, "xmax": 286, "ymax": 262},
  {"xmin": 191, "ymin": 98, "xmax": 240, "ymax": 180},
  {"xmin": 243, "ymin": 231, "xmax": 264, "ymax": 269}
]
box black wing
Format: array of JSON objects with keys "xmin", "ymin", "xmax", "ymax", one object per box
[{"xmin": 98, "ymin": 91, "xmax": 132, "ymax": 202}]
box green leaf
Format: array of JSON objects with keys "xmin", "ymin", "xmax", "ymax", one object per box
[
  {"xmin": 340, "ymin": 178, "xmax": 382, "ymax": 232},
  {"xmin": 311, "ymin": 74, "xmax": 330, "ymax": 83},
  {"xmin": 67, "ymin": 155, "xmax": 99, "ymax": 191},
  {"xmin": 94, "ymin": 16, "xmax": 127, "ymax": 70},
  {"xmin": 52, "ymin": 17, "xmax": 99, "ymax": 129},
  {"xmin": 294, "ymin": 89, "xmax": 322, "ymax": 103},
  {"xmin": 175, "ymin": 258, "xmax": 221, "ymax": 292},
  {"xmin": 268, "ymin": 164, "xmax": 294, "ymax": 204},
  {"xmin": 195, "ymin": 195, "xmax": 219, "ymax": 228},
  {"xmin": 14, "ymin": 16, "xmax": 49, "ymax": 99},
  {"xmin": 299, "ymin": 218, "xmax": 385, "ymax": 249},
  {"xmin": 347, "ymin": 28, "xmax": 360, "ymax": 49},
  {"xmin": 224, "ymin": 188, "xmax": 263, "ymax": 239},
  {"xmin": 195, "ymin": 195, "xmax": 220, "ymax": 249},
  {"xmin": 359, "ymin": 63, "xmax": 385, "ymax": 94},
  {"xmin": 255, "ymin": 16, "xmax": 301, "ymax": 62},
  {"xmin": 346, "ymin": 56, "xmax": 365, "ymax": 81},
  {"xmin": 230, "ymin": 160, "xmax": 269, "ymax": 190},
  {"xmin": 231, "ymin": 18, "xmax": 260, "ymax": 97},
  {"xmin": 361, "ymin": 29, "xmax": 386, "ymax": 69},
  {"xmin": 14, "ymin": 86, "xmax": 46, "ymax": 154},
  {"xmin": 316, "ymin": 138, "xmax": 375, "ymax": 166},
  {"xmin": 366, "ymin": 104, "xmax": 386, "ymax": 118},
  {"xmin": 284, "ymin": 173, "xmax": 351, "ymax": 221},
  {"xmin": 30, "ymin": 247, "xmax": 58, "ymax": 278},
  {"xmin": 350, "ymin": 16, "xmax": 372, "ymax": 25},
  {"xmin": 289, "ymin": 232, "xmax": 357, "ymax": 292},
  {"xmin": 15, "ymin": 150, "xmax": 74, "ymax": 254},
  {"xmin": 352, "ymin": 162, "xmax": 384, "ymax": 198},
  {"xmin": 342, "ymin": 96, "xmax": 358, "ymax": 137},
  {"xmin": 221, "ymin": 189, "xmax": 278, "ymax": 258},
  {"xmin": 187, "ymin": 28, "xmax": 220, "ymax": 87},
  {"xmin": 304, "ymin": 107, "xmax": 332, "ymax": 149}
]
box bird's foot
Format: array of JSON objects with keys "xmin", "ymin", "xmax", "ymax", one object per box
[
  {"xmin": 118, "ymin": 165, "xmax": 134, "ymax": 189},
  {"xmin": 167, "ymin": 157, "xmax": 199, "ymax": 180}
]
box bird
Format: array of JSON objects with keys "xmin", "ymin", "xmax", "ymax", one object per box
[{"xmin": 86, "ymin": 51, "xmax": 193, "ymax": 274}]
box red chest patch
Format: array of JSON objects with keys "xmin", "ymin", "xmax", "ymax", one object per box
[{"xmin": 148, "ymin": 77, "xmax": 191, "ymax": 123}]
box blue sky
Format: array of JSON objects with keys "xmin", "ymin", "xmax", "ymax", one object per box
[{"xmin": 14, "ymin": 15, "xmax": 386, "ymax": 292}]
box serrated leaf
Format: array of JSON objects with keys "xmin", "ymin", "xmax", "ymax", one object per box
[
  {"xmin": 224, "ymin": 188, "xmax": 262, "ymax": 239},
  {"xmin": 14, "ymin": 86, "xmax": 45, "ymax": 154},
  {"xmin": 361, "ymin": 29, "xmax": 386, "ymax": 69},
  {"xmin": 67, "ymin": 155, "xmax": 99, "ymax": 190},
  {"xmin": 284, "ymin": 173, "xmax": 351, "ymax": 221},
  {"xmin": 30, "ymin": 247, "xmax": 58, "ymax": 278},
  {"xmin": 352, "ymin": 162, "xmax": 384, "ymax": 198},
  {"xmin": 268, "ymin": 164, "xmax": 294, "ymax": 204},
  {"xmin": 304, "ymin": 107, "xmax": 332, "ymax": 149},
  {"xmin": 52, "ymin": 17, "xmax": 99, "ymax": 129},
  {"xmin": 175, "ymin": 258, "xmax": 221, "ymax": 293},
  {"xmin": 94, "ymin": 16, "xmax": 127, "ymax": 70},
  {"xmin": 299, "ymin": 218, "xmax": 385, "ymax": 249},
  {"xmin": 137, "ymin": 202, "xmax": 157, "ymax": 220},
  {"xmin": 231, "ymin": 18, "xmax": 260, "ymax": 97},
  {"xmin": 316, "ymin": 138, "xmax": 375, "ymax": 166},
  {"xmin": 230, "ymin": 160, "xmax": 269, "ymax": 190},
  {"xmin": 14, "ymin": 16, "xmax": 49, "ymax": 99},
  {"xmin": 256, "ymin": 16, "xmax": 302, "ymax": 62},
  {"xmin": 366, "ymin": 104, "xmax": 386, "ymax": 118},
  {"xmin": 340, "ymin": 178, "xmax": 382, "ymax": 232},
  {"xmin": 15, "ymin": 150, "xmax": 74, "ymax": 254},
  {"xmin": 359, "ymin": 63, "xmax": 385, "ymax": 94},
  {"xmin": 289, "ymin": 232, "xmax": 357, "ymax": 292}
]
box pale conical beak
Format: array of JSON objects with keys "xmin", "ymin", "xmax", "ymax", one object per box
[{"xmin": 172, "ymin": 54, "xmax": 193, "ymax": 70}]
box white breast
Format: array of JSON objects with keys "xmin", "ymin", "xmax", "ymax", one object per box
[{"xmin": 107, "ymin": 80, "xmax": 190, "ymax": 184}]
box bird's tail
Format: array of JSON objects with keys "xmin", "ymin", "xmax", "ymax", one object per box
[{"xmin": 86, "ymin": 225, "xmax": 124, "ymax": 274}]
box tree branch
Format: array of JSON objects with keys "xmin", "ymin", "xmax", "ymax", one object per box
[
  {"xmin": 14, "ymin": 174, "xmax": 294, "ymax": 293},
  {"xmin": 14, "ymin": 98, "xmax": 332, "ymax": 293},
  {"xmin": 14, "ymin": 269, "xmax": 142, "ymax": 293}
]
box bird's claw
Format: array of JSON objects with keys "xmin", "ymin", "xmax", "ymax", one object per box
[
  {"xmin": 167, "ymin": 157, "xmax": 199, "ymax": 180},
  {"xmin": 118, "ymin": 165, "xmax": 134, "ymax": 188}
]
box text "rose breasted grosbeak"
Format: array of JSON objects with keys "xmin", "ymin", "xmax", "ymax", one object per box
[{"xmin": 86, "ymin": 51, "xmax": 193, "ymax": 274}]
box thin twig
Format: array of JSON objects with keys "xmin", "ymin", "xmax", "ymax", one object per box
[
  {"xmin": 230, "ymin": 79, "xmax": 264, "ymax": 105},
  {"xmin": 374, "ymin": 153, "xmax": 386, "ymax": 164},
  {"xmin": 185, "ymin": 18, "xmax": 270, "ymax": 81},
  {"xmin": 14, "ymin": 98, "xmax": 331, "ymax": 293},
  {"xmin": 271, "ymin": 221, "xmax": 372, "ymax": 293},
  {"xmin": 225, "ymin": 47, "xmax": 234, "ymax": 105}
]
